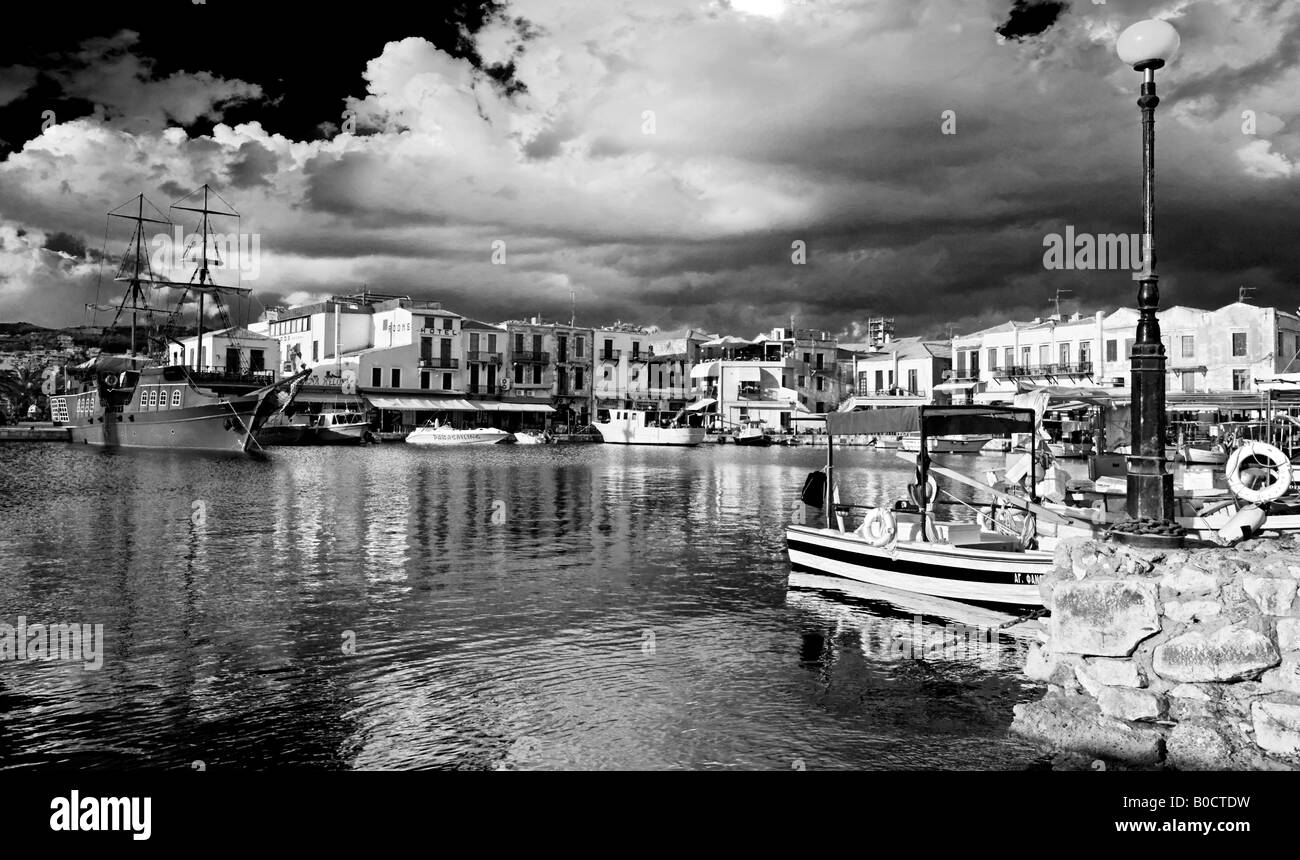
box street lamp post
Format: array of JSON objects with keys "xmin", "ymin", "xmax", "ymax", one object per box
[{"xmin": 1117, "ymin": 19, "xmax": 1180, "ymax": 527}]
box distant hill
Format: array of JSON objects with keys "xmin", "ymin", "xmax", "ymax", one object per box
[{"xmin": 0, "ymin": 321, "xmax": 196, "ymax": 353}]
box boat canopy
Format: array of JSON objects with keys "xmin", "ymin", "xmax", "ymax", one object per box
[{"xmin": 826, "ymin": 405, "xmax": 1037, "ymax": 437}]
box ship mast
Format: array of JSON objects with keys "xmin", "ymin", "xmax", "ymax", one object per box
[
  {"xmin": 101, "ymin": 194, "xmax": 174, "ymax": 356},
  {"xmin": 171, "ymin": 184, "xmax": 250, "ymax": 370}
]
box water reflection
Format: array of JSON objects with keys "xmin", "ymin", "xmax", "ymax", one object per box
[{"xmin": 0, "ymin": 443, "xmax": 1046, "ymax": 770}]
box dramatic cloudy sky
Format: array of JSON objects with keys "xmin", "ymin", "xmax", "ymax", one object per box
[{"xmin": 0, "ymin": 0, "xmax": 1296, "ymax": 340}]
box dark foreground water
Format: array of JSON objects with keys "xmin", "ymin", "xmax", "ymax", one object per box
[{"xmin": 0, "ymin": 441, "xmax": 1048, "ymax": 770}]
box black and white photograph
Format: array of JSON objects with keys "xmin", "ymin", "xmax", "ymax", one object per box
[{"xmin": 0, "ymin": 0, "xmax": 1297, "ymax": 835}]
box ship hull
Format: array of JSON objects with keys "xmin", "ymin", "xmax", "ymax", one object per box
[{"xmin": 63, "ymin": 399, "xmax": 259, "ymax": 452}]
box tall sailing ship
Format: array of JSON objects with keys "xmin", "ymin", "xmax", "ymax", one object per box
[{"xmin": 50, "ymin": 187, "xmax": 305, "ymax": 455}]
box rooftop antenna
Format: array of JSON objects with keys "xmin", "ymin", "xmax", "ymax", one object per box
[
  {"xmin": 1049, "ymin": 288, "xmax": 1072, "ymax": 320},
  {"xmin": 1239, "ymin": 285, "xmax": 1255, "ymax": 304},
  {"xmin": 570, "ymin": 289, "xmax": 575, "ymax": 327}
]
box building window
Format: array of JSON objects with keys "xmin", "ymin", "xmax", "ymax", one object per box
[
  {"xmin": 443, "ymin": 317, "xmax": 453, "ymax": 331},
  {"xmin": 1079, "ymin": 341, "xmax": 1091, "ymax": 365},
  {"xmin": 603, "ymin": 366, "xmax": 611, "ymax": 380},
  {"xmin": 576, "ymin": 368, "xmax": 585, "ymax": 391},
  {"xmin": 1004, "ymin": 347, "xmax": 1014, "ymax": 369},
  {"xmin": 391, "ymin": 368, "xmax": 401, "ymax": 388},
  {"xmin": 987, "ymin": 348, "xmax": 997, "ymax": 370},
  {"xmin": 532, "ymin": 365, "xmax": 542, "ymax": 385},
  {"xmin": 1105, "ymin": 340, "xmax": 1117, "ymax": 362},
  {"xmin": 420, "ymin": 372, "xmax": 430, "ymax": 390},
  {"xmin": 443, "ymin": 373, "xmax": 452, "ymax": 390},
  {"xmin": 1181, "ymin": 335, "xmax": 1195, "ymax": 359},
  {"xmin": 1038, "ymin": 345, "xmax": 1050, "ymax": 366},
  {"xmin": 1059, "ymin": 343, "xmax": 1070, "ymax": 366},
  {"xmin": 372, "ymin": 368, "xmax": 382, "ymax": 387},
  {"xmin": 312, "ymin": 341, "xmax": 319, "ymax": 363},
  {"xmin": 1232, "ymin": 332, "xmax": 1247, "ymax": 357},
  {"xmin": 797, "ymin": 374, "xmax": 805, "ymax": 388},
  {"xmin": 907, "ymin": 369, "xmax": 917, "ymax": 393},
  {"xmin": 470, "ymin": 333, "xmax": 480, "ymax": 352},
  {"xmin": 816, "ymin": 376, "xmax": 824, "ymax": 392},
  {"xmin": 1232, "ymin": 369, "xmax": 1249, "ymax": 391},
  {"xmin": 488, "ymin": 334, "xmax": 497, "ymax": 353},
  {"xmin": 1182, "ymin": 373, "xmax": 1195, "ymax": 394},
  {"xmin": 515, "ymin": 365, "xmax": 524, "ymax": 384},
  {"xmin": 576, "ymin": 337, "xmax": 584, "ymax": 358},
  {"xmin": 631, "ymin": 367, "xmax": 640, "ymax": 381}
]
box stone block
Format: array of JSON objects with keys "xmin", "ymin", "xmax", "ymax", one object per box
[
  {"xmin": 1162, "ymin": 600, "xmax": 1221, "ymax": 624},
  {"xmin": 1243, "ymin": 577, "xmax": 1298, "ymax": 616},
  {"xmin": 1012, "ymin": 695, "xmax": 1164, "ymax": 765},
  {"xmin": 1084, "ymin": 657, "xmax": 1144, "ymax": 687},
  {"xmin": 1251, "ymin": 701, "xmax": 1300, "ymax": 756},
  {"xmin": 1098, "ymin": 686, "xmax": 1166, "ymax": 722},
  {"xmin": 1167, "ymin": 722, "xmax": 1235, "ymax": 770},
  {"xmin": 1052, "ymin": 580, "xmax": 1160, "ymax": 657},
  {"xmin": 1153, "ymin": 625, "xmax": 1279, "ymax": 683},
  {"xmin": 1159, "ymin": 564, "xmax": 1219, "ymax": 596}
]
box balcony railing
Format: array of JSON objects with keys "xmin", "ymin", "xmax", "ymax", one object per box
[
  {"xmin": 993, "ymin": 362, "xmax": 1093, "ymax": 379},
  {"xmin": 419, "ymin": 357, "xmax": 459, "ymax": 369},
  {"xmin": 513, "ymin": 351, "xmax": 550, "ymax": 363},
  {"xmin": 628, "ymin": 353, "xmax": 649, "ymax": 363},
  {"xmin": 855, "ymin": 387, "xmax": 922, "ymax": 398},
  {"xmin": 948, "ymin": 374, "xmax": 980, "ymax": 383},
  {"xmin": 598, "ymin": 350, "xmax": 622, "ymax": 362},
  {"xmin": 466, "ymin": 351, "xmax": 501, "ymax": 364},
  {"xmin": 187, "ymin": 367, "xmax": 276, "ymax": 386}
]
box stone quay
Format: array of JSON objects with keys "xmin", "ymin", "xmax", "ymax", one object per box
[{"xmin": 1012, "ymin": 536, "xmax": 1300, "ymax": 770}]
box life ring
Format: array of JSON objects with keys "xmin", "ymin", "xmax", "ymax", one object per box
[
  {"xmin": 858, "ymin": 507, "xmax": 898, "ymax": 547},
  {"xmin": 103, "ymin": 373, "xmax": 119, "ymax": 388},
  {"xmin": 1226, "ymin": 441, "xmax": 1292, "ymax": 504}
]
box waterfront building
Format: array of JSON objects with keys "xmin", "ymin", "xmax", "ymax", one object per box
[
  {"xmin": 504, "ymin": 318, "xmax": 592, "ymax": 429},
  {"xmin": 949, "ymin": 300, "xmax": 1300, "ymax": 406},
  {"xmin": 592, "ymin": 323, "xmax": 658, "ymax": 416},
  {"xmin": 841, "ymin": 336, "xmax": 953, "ymax": 409},
  {"xmin": 169, "ymin": 326, "xmax": 279, "ymax": 379},
  {"xmin": 688, "ymin": 326, "xmax": 843, "ymax": 428}
]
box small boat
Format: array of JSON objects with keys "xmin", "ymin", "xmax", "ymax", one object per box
[
  {"xmin": 594, "ymin": 408, "xmax": 706, "ymax": 446},
  {"xmin": 407, "ymin": 419, "xmax": 510, "ymax": 445},
  {"xmin": 1171, "ymin": 440, "xmax": 1229, "ymax": 465},
  {"xmin": 786, "ymin": 405, "xmax": 1052, "ymax": 607},
  {"xmin": 507, "ymin": 430, "xmax": 550, "ymax": 445},
  {"xmin": 255, "ymin": 412, "xmax": 310, "ymax": 446},
  {"xmin": 899, "ymin": 433, "xmax": 992, "ymax": 454},
  {"xmin": 732, "ymin": 419, "xmax": 773, "ymax": 446},
  {"xmin": 305, "ymin": 410, "xmax": 374, "ymax": 445}
]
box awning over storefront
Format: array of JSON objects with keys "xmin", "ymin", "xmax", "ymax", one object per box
[
  {"xmin": 468, "ymin": 401, "xmax": 555, "ymax": 413},
  {"xmin": 367, "ymin": 395, "xmax": 476, "ymax": 410},
  {"xmin": 933, "ymin": 381, "xmax": 976, "ymax": 392},
  {"xmin": 690, "ymin": 361, "xmax": 720, "ymax": 379},
  {"xmin": 685, "ymin": 398, "xmax": 716, "ymax": 411}
]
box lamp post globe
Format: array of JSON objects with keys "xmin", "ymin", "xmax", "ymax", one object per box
[{"xmin": 1117, "ymin": 19, "xmax": 1180, "ymax": 70}]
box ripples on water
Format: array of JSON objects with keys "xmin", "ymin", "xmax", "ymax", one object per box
[{"xmin": 0, "ymin": 441, "xmax": 1049, "ymax": 770}]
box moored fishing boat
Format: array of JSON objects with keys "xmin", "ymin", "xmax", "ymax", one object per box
[
  {"xmin": 732, "ymin": 419, "xmax": 773, "ymax": 446},
  {"xmin": 899, "ymin": 433, "xmax": 993, "ymax": 454},
  {"xmin": 786, "ymin": 406, "xmax": 1053, "ymax": 607},
  {"xmin": 305, "ymin": 410, "xmax": 374, "ymax": 445},
  {"xmin": 594, "ymin": 408, "xmax": 705, "ymax": 446}
]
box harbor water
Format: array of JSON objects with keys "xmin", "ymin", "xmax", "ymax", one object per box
[{"xmin": 0, "ymin": 442, "xmax": 1051, "ymax": 770}]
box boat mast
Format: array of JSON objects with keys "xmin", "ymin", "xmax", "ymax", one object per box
[
  {"xmin": 171, "ymin": 184, "xmax": 250, "ymax": 371},
  {"xmin": 103, "ymin": 194, "xmax": 173, "ymax": 357}
]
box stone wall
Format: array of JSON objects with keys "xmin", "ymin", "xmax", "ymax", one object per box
[{"xmin": 1011, "ymin": 536, "xmax": 1300, "ymax": 770}]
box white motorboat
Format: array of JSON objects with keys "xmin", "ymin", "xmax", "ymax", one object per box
[
  {"xmin": 899, "ymin": 433, "xmax": 993, "ymax": 454},
  {"xmin": 594, "ymin": 408, "xmax": 706, "ymax": 446},
  {"xmin": 508, "ymin": 431, "xmax": 549, "ymax": 445},
  {"xmin": 305, "ymin": 410, "xmax": 374, "ymax": 445},
  {"xmin": 406, "ymin": 419, "xmax": 510, "ymax": 445},
  {"xmin": 787, "ymin": 406, "xmax": 1053, "ymax": 607}
]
